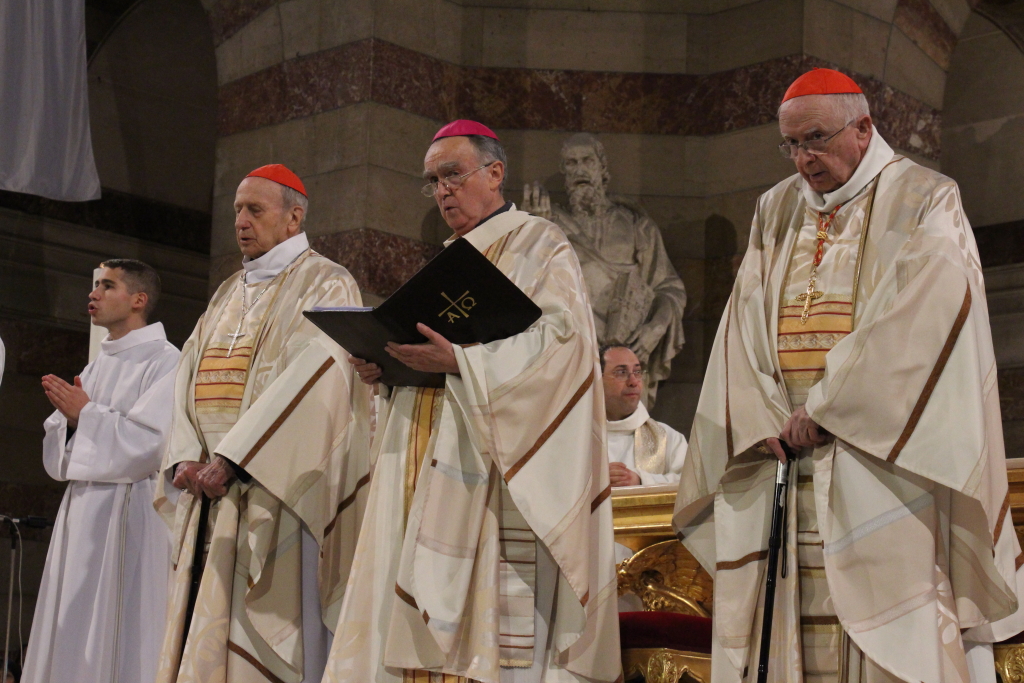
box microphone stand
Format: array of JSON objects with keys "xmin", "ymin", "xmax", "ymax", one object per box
[
  {"xmin": 1, "ymin": 516, "xmax": 52, "ymax": 682},
  {"xmin": 755, "ymin": 445, "xmax": 795, "ymax": 683}
]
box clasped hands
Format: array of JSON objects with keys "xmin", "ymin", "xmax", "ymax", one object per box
[
  {"xmin": 173, "ymin": 456, "xmax": 236, "ymax": 499},
  {"xmin": 42, "ymin": 374, "xmax": 90, "ymax": 429},
  {"xmin": 764, "ymin": 406, "xmax": 828, "ymax": 463},
  {"xmin": 349, "ymin": 322, "xmax": 459, "ymax": 385}
]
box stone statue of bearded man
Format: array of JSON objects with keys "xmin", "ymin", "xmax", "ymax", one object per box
[{"xmin": 523, "ymin": 133, "xmax": 686, "ymax": 406}]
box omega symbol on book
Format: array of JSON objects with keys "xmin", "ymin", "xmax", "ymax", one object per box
[{"xmin": 439, "ymin": 291, "xmax": 477, "ymax": 323}]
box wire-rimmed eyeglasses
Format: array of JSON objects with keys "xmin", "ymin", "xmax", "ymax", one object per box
[
  {"xmin": 421, "ymin": 161, "xmax": 497, "ymax": 197},
  {"xmin": 778, "ymin": 120, "xmax": 855, "ymax": 159},
  {"xmin": 604, "ymin": 368, "xmax": 647, "ymax": 382}
]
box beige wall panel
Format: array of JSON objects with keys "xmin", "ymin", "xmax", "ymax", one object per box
[
  {"xmin": 687, "ymin": 0, "xmax": 803, "ymax": 74},
  {"xmin": 214, "ymin": 105, "xmax": 372, "ymax": 197},
  {"xmin": 216, "ymin": 7, "xmax": 284, "ymax": 85},
  {"xmin": 279, "ymin": 0, "xmax": 374, "ymax": 59},
  {"xmin": 366, "ymin": 166, "xmax": 439, "ymax": 240},
  {"xmin": 303, "ymin": 166, "xmax": 371, "ymax": 238},
  {"xmin": 374, "ymin": 0, "xmax": 465, "ymax": 64},
  {"xmin": 883, "ymin": 28, "xmax": 946, "ymax": 109},
  {"xmin": 943, "ymin": 116, "xmax": 1024, "ymax": 227},
  {"xmin": 367, "ymin": 105, "xmax": 445, "ymax": 177},
  {"xmin": 478, "ymin": 8, "xmax": 687, "ymax": 73},
  {"xmin": 943, "ymin": 16, "xmax": 1024, "ymax": 127},
  {"xmin": 697, "ymin": 125, "xmax": 795, "ymax": 196},
  {"xmin": 803, "ymin": 0, "xmax": 890, "ymax": 79},
  {"xmin": 501, "ymin": 126, "xmax": 789, "ymax": 203}
]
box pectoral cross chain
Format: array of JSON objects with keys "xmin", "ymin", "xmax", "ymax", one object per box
[{"xmin": 797, "ymin": 205, "xmax": 843, "ymax": 325}]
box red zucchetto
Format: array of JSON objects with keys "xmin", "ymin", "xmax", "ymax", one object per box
[
  {"xmin": 782, "ymin": 68, "xmax": 863, "ymax": 103},
  {"xmin": 245, "ymin": 164, "xmax": 307, "ymax": 197},
  {"xmin": 432, "ymin": 120, "xmax": 500, "ymax": 142}
]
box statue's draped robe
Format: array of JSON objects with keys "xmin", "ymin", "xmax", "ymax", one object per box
[
  {"xmin": 673, "ymin": 132, "xmax": 1018, "ymax": 683},
  {"xmin": 154, "ymin": 245, "xmax": 371, "ymax": 683},
  {"xmin": 24, "ymin": 323, "xmax": 179, "ymax": 683},
  {"xmin": 324, "ymin": 209, "xmax": 621, "ymax": 683},
  {"xmin": 607, "ymin": 402, "xmax": 687, "ymax": 486},
  {"xmin": 553, "ymin": 200, "xmax": 686, "ymax": 404}
]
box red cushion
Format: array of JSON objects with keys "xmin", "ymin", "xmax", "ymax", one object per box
[{"xmin": 619, "ymin": 611, "xmax": 713, "ymax": 654}]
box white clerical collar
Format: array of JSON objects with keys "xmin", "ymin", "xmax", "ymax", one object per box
[
  {"xmin": 802, "ymin": 126, "xmax": 895, "ymax": 213},
  {"xmin": 607, "ymin": 402, "xmax": 650, "ymax": 434},
  {"xmin": 100, "ymin": 322, "xmax": 167, "ymax": 356},
  {"xmin": 242, "ymin": 232, "xmax": 310, "ymax": 284},
  {"xmin": 444, "ymin": 203, "xmax": 531, "ymax": 253}
]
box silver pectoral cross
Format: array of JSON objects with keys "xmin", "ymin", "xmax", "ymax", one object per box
[{"xmin": 226, "ymin": 319, "xmax": 246, "ymax": 356}]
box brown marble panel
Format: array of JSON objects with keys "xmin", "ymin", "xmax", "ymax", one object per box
[
  {"xmin": 217, "ymin": 40, "xmax": 942, "ymax": 159},
  {"xmin": 893, "ymin": 0, "xmax": 958, "ymax": 70},
  {"xmin": 311, "ymin": 228, "xmax": 442, "ymax": 299},
  {"xmin": 208, "ymin": 0, "xmax": 281, "ymax": 45},
  {"xmin": 218, "ymin": 41, "xmax": 372, "ymax": 137}
]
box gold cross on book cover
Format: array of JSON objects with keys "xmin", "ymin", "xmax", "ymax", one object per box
[{"xmin": 303, "ymin": 238, "xmax": 541, "ymax": 387}]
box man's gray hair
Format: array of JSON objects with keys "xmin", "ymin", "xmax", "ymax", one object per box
[
  {"xmin": 560, "ymin": 132, "xmax": 611, "ymax": 186},
  {"xmin": 778, "ymin": 92, "xmax": 871, "ymax": 126},
  {"xmin": 466, "ymin": 134, "xmax": 507, "ymax": 193},
  {"xmin": 281, "ymin": 185, "xmax": 308, "ymax": 228}
]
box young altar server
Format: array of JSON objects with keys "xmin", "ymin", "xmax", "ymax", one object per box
[{"xmin": 22, "ymin": 259, "xmax": 179, "ymax": 683}]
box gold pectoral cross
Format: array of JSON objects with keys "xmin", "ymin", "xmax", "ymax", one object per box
[{"xmin": 797, "ymin": 278, "xmax": 823, "ymax": 324}]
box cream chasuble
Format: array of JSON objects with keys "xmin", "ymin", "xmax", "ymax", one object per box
[
  {"xmin": 324, "ymin": 208, "xmax": 621, "ymax": 683},
  {"xmin": 673, "ymin": 131, "xmax": 1019, "ymax": 683},
  {"xmin": 154, "ymin": 243, "xmax": 372, "ymax": 683}
]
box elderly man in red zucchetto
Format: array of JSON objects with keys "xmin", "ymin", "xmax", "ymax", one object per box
[
  {"xmin": 673, "ymin": 69, "xmax": 1021, "ymax": 683},
  {"xmin": 153, "ymin": 164, "xmax": 372, "ymax": 683}
]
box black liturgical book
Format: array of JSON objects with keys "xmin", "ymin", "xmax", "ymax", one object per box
[{"xmin": 304, "ymin": 237, "xmax": 542, "ymax": 387}]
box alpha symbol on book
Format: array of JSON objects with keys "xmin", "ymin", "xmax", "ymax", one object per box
[{"xmin": 439, "ymin": 291, "xmax": 477, "ymax": 323}]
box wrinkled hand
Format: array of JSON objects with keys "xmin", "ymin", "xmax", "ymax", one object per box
[
  {"xmin": 780, "ymin": 406, "xmax": 827, "ymax": 451},
  {"xmin": 521, "ymin": 181, "xmax": 552, "ymax": 219},
  {"xmin": 42, "ymin": 374, "xmax": 90, "ymax": 429},
  {"xmin": 763, "ymin": 437, "xmax": 788, "ymax": 464},
  {"xmin": 173, "ymin": 461, "xmax": 206, "ymax": 498},
  {"xmin": 195, "ymin": 456, "xmax": 237, "ymax": 499},
  {"xmin": 609, "ymin": 462, "xmax": 642, "ymax": 487},
  {"xmin": 385, "ymin": 323, "xmax": 459, "ymax": 375},
  {"xmin": 348, "ymin": 356, "xmax": 382, "ymax": 385}
]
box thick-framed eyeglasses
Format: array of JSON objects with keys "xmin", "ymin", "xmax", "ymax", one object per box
[
  {"xmin": 778, "ymin": 120, "xmax": 855, "ymax": 159},
  {"xmin": 421, "ymin": 161, "xmax": 497, "ymax": 197},
  {"xmin": 605, "ymin": 368, "xmax": 647, "ymax": 382}
]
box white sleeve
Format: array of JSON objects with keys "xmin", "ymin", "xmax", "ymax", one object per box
[
  {"xmin": 42, "ymin": 409, "xmax": 70, "ymax": 481},
  {"xmin": 637, "ymin": 425, "xmax": 687, "ymax": 486},
  {"xmin": 65, "ymin": 352, "xmax": 179, "ymax": 484}
]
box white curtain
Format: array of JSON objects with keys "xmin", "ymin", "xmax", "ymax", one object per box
[{"xmin": 0, "ymin": 0, "xmax": 100, "ymax": 201}]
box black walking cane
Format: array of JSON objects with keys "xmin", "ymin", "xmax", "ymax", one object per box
[
  {"xmin": 180, "ymin": 493, "xmax": 211, "ymax": 659},
  {"xmin": 755, "ymin": 442, "xmax": 796, "ymax": 683}
]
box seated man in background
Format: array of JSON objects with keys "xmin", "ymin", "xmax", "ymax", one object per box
[
  {"xmin": 23, "ymin": 259, "xmax": 179, "ymax": 683},
  {"xmin": 602, "ymin": 344, "xmax": 686, "ymax": 488}
]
